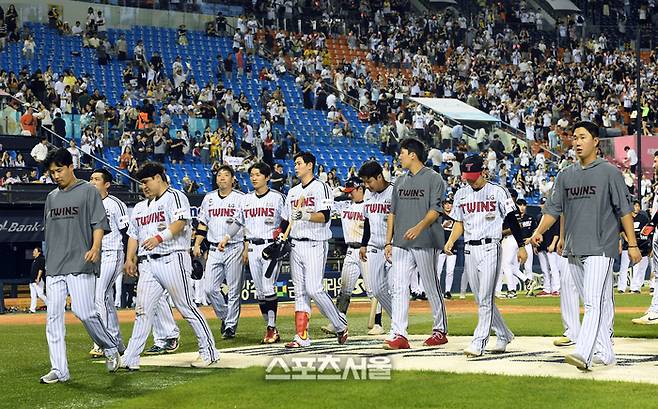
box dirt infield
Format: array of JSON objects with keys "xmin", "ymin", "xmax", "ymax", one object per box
[{"xmin": 0, "ymin": 299, "xmax": 649, "ymax": 326}]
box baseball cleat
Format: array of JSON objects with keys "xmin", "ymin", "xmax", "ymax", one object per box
[
  {"xmin": 321, "ymin": 323, "xmax": 337, "ymax": 335},
  {"xmin": 632, "ymin": 290, "xmax": 641, "ymax": 294},
  {"xmin": 632, "ymin": 311, "xmax": 658, "ymax": 325},
  {"xmin": 106, "ymin": 351, "xmax": 121, "ymax": 373},
  {"xmin": 423, "ymin": 331, "xmax": 448, "ymax": 347},
  {"xmin": 285, "ymin": 334, "xmax": 311, "ymax": 348},
  {"xmin": 565, "ymin": 353, "xmax": 589, "ymax": 371},
  {"xmin": 89, "ymin": 345, "xmax": 104, "ymax": 358},
  {"xmin": 459, "ymin": 293, "xmax": 466, "ymax": 299},
  {"xmin": 143, "ymin": 345, "xmax": 166, "ymax": 355},
  {"xmin": 40, "ymin": 370, "xmax": 67, "ymax": 384},
  {"xmin": 261, "ymin": 326, "xmax": 280, "ymax": 344},
  {"xmin": 463, "ymin": 347, "xmax": 483, "ymax": 358},
  {"xmin": 383, "ymin": 335, "xmax": 410, "ymax": 350},
  {"xmin": 536, "ymin": 291, "xmax": 551, "ymax": 297},
  {"xmin": 367, "ymin": 324, "xmax": 385, "ymax": 336},
  {"xmin": 444, "ymin": 291, "xmax": 452, "ymax": 300},
  {"xmin": 191, "ymin": 356, "xmax": 220, "ymax": 368},
  {"xmin": 222, "ymin": 327, "xmax": 236, "ymax": 339},
  {"xmin": 336, "ymin": 328, "xmax": 349, "ymax": 345},
  {"xmin": 495, "ymin": 292, "xmax": 506, "ymax": 299},
  {"xmin": 553, "ymin": 336, "xmax": 575, "ymax": 347},
  {"xmin": 507, "ymin": 291, "xmax": 517, "ymax": 299},
  {"xmin": 551, "ymin": 291, "xmax": 560, "ymax": 296},
  {"xmin": 164, "ymin": 338, "xmax": 180, "ymax": 353},
  {"xmin": 592, "ymin": 354, "xmax": 616, "ymax": 366},
  {"xmin": 489, "ymin": 337, "xmax": 513, "ymax": 354},
  {"xmin": 118, "ymin": 358, "xmax": 140, "ymax": 371}
]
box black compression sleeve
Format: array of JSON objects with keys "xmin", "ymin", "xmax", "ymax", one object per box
[
  {"xmin": 279, "ymin": 219, "xmax": 290, "ymax": 232},
  {"xmin": 361, "ymin": 218, "xmax": 371, "ymax": 247},
  {"xmin": 120, "ymin": 227, "xmax": 129, "ymax": 254},
  {"xmin": 319, "ymin": 209, "xmax": 331, "ymax": 223},
  {"xmin": 504, "ymin": 210, "xmax": 525, "ymax": 248}
]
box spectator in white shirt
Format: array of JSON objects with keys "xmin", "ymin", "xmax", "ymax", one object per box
[
  {"xmin": 30, "ymin": 137, "xmax": 49, "ymax": 168},
  {"xmin": 624, "ymin": 145, "xmax": 638, "ymax": 173}
]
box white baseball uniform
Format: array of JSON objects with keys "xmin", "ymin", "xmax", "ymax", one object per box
[
  {"xmin": 198, "ymin": 189, "xmax": 246, "ymax": 331},
  {"xmin": 122, "ymin": 188, "xmax": 218, "ymax": 367},
  {"xmin": 97, "ymin": 194, "xmax": 129, "ymax": 348},
  {"xmin": 335, "ymin": 198, "xmax": 371, "ymax": 301},
  {"xmin": 451, "ymin": 181, "xmax": 516, "ymax": 353},
  {"xmin": 242, "ymin": 188, "xmax": 285, "ymax": 327},
  {"xmin": 362, "ymin": 185, "xmax": 394, "ymax": 316},
  {"xmin": 436, "ymin": 215, "xmax": 457, "ymax": 293},
  {"xmin": 284, "ymin": 178, "xmax": 348, "ymax": 333}
]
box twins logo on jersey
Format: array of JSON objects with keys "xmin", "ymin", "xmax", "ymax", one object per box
[
  {"xmin": 459, "ymin": 201, "xmax": 497, "ymax": 213},
  {"xmin": 291, "ymin": 197, "xmax": 316, "ymax": 208},
  {"xmin": 342, "ymin": 210, "xmax": 365, "ymax": 221},
  {"xmin": 564, "ymin": 185, "xmax": 597, "ymax": 199},
  {"xmin": 48, "ymin": 207, "xmax": 80, "ymax": 218},
  {"xmin": 364, "ymin": 203, "xmax": 390, "ymax": 214},
  {"xmin": 136, "ymin": 210, "xmax": 165, "ymax": 226}
]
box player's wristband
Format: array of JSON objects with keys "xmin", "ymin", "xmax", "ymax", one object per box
[
  {"xmin": 155, "ymin": 229, "xmax": 174, "ymax": 243},
  {"xmin": 628, "ymin": 245, "xmax": 638, "ymax": 248},
  {"xmin": 384, "ymin": 243, "xmax": 392, "ymax": 247}
]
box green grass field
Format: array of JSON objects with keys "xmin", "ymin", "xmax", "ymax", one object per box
[{"xmin": 2, "ymin": 294, "xmax": 658, "ymax": 409}]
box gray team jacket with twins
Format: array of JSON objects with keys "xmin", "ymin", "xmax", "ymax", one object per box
[
  {"xmin": 543, "ymin": 158, "xmax": 633, "ymax": 259},
  {"xmin": 43, "ymin": 180, "xmax": 110, "ymax": 276},
  {"xmin": 391, "ymin": 167, "xmax": 445, "ymax": 249}
]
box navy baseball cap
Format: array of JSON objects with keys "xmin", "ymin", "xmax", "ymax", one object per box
[
  {"xmin": 342, "ymin": 178, "xmax": 363, "ymax": 193},
  {"xmin": 460, "ymin": 155, "xmax": 484, "ymax": 181}
]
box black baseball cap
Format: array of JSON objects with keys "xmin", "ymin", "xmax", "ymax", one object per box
[
  {"xmin": 342, "ymin": 178, "xmax": 363, "ymax": 193},
  {"xmin": 516, "ymin": 198, "xmax": 527, "ymax": 206},
  {"xmin": 460, "ymin": 155, "xmax": 484, "ymax": 181}
]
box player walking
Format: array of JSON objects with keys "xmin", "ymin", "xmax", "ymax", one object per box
[
  {"xmin": 122, "ymin": 162, "xmax": 219, "ymax": 369},
  {"xmin": 436, "ymin": 199, "xmax": 457, "ymax": 299},
  {"xmin": 193, "ymin": 165, "xmax": 247, "ymax": 339},
  {"xmin": 529, "ymin": 121, "xmax": 639, "ymax": 370},
  {"xmin": 384, "ymin": 138, "xmax": 449, "ymax": 350},
  {"xmin": 88, "ymin": 169, "xmax": 129, "ymax": 358},
  {"xmin": 241, "ymin": 162, "xmax": 285, "ymax": 343},
  {"xmin": 322, "ymin": 178, "xmax": 384, "ymax": 336},
  {"xmin": 444, "ymin": 154, "xmax": 527, "ymax": 357},
  {"xmin": 28, "ymin": 247, "xmax": 47, "ymax": 313},
  {"xmin": 627, "ymin": 200, "xmax": 651, "ymax": 293},
  {"xmin": 284, "ymin": 152, "xmax": 348, "ymax": 348},
  {"xmin": 517, "ymin": 199, "xmax": 537, "ymax": 292},
  {"xmin": 40, "ymin": 148, "xmax": 121, "ymax": 384},
  {"xmin": 358, "ymin": 161, "xmax": 394, "ymax": 330}
]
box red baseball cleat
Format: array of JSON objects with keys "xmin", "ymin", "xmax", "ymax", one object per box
[
  {"xmin": 423, "ymin": 331, "xmax": 448, "ymax": 347},
  {"xmin": 336, "ymin": 327, "xmax": 349, "ymax": 345},
  {"xmin": 536, "ymin": 291, "xmax": 551, "ymax": 297},
  {"xmin": 383, "ymin": 335, "xmax": 410, "ymax": 350}
]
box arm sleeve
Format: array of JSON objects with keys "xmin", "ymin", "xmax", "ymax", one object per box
[
  {"xmin": 361, "ymin": 218, "xmax": 371, "ymax": 247},
  {"xmin": 281, "ymin": 192, "xmax": 291, "ymax": 221},
  {"xmin": 198, "ymin": 195, "xmax": 209, "ymax": 225},
  {"xmin": 609, "ymin": 168, "xmax": 634, "ymax": 218},
  {"xmin": 390, "ymin": 180, "xmax": 398, "ymax": 215},
  {"xmin": 171, "ymin": 191, "xmax": 192, "ymax": 222},
  {"xmin": 127, "ymin": 209, "xmax": 138, "ymax": 240},
  {"xmin": 543, "ymin": 172, "xmax": 564, "ymax": 217},
  {"xmin": 449, "ymin": 191, "xmax": 464, "ymax": 222}
]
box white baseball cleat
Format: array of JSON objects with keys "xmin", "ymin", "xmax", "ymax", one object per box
[
  {"xmin": 632, "ymin": 311, "xmax": 658, "ymax": 325},
  {"xmin": 39, "ymin": 370, "xmax": 68, "ymax": 384},
  {"xmin": 489, "ymin": 337, "xmax": 513, "ymax": 354},
  {"xmin": 463, "ymin": 347, "xmax": 483, "ymax": 358},
  {"xmin": 191, "ymin": 356, "xmax": 220, "ymax": 368},
  {"xmin": 565, "ymin": 353, "xmax": 589, "ymax": 371},
  {"xmin": 89, "ymin": 345, "xmax": 104, "ymax": 358},
  {"xmin": 553, "ymin": 336, "xmax": 575, "ymax": 347},
  {"xmin": 592, "ymin": 354, "xmax": 616, "ymax": 366},
  {"xmin": 367, "ymin": 324, "xmax": 385, "ymax": 336},
  {"xmin": 285, "ymin": 334, "xmax": 312, "ymax": 348},
  {"xmin": 106, "ymin": 351, "xmax": 121, "ymax": 373},
  {"xmin": 320, "ymin": 323, "xmax": 336, "ymax": 335}
]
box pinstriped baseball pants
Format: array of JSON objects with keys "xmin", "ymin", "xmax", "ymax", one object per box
[
  {"xmin": 567, "ymin": 255, "xmax": 615, "ymax": 366},
  {"xmin": 464, "ymin": 242, "xmax": 513, "ymax": 353},
  {"xmin": 248, "ymin": 242, "xmax": 281, "ymax": 300},
  {"xmin": 559, "ymin": 255, "xmax": 580, "ymax": 341},
  {"xmin": 390, "ymin": 246, "xmax": 447, "ymax": 338},
  {"xmin": 340, "ymin": 248, "xmax": 371, "ymax": 297},
  {"xmin": 123, "ymin": 252, "xmax": 218, "ymax": 367},
  {"xmin": 290, "ymin": 240, "xmax": 347, "ymax": 332},
  {"xmin": 152, "ymin": 293, "xmax": 180, "ymax": 347},
  {"xmin": 97, "ymin": 250, "xmax": 125, "ymax": 347},
  {"xmin": 46, "ymin": 274, "xmax": 119, "ymax": 380},
  {"xmin": 364, "ymin": 246, "xmax": 393, "ymax": 317},
  {"xmin": 648, "ymin": 238, "xmax": 658, "ymax": 313},
  {"xmin": 205, "ymin": 243, "xmax": 243, "ymax": 328}
]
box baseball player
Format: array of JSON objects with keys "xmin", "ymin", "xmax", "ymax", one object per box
[
  {"xmin": 535, "ymin": 199, "xmax": 561, "ymax": 297},
  {"xmin": 28, "ymin": 247, "xmax": 48, "ymax": 313},
  {"xmin": 445, "ymin": 154, "xmax": 527, "ymax": 357},
  {"xmin": 436, "ymin": 199, "xmax": 457, "ymax": 299},
  {"xmin": 193, "ymin": 165, "xmax": 247, "ymax": 339},
  {"xmin": 517, "ymin": 199, "xmax": 537, "ymax": 292},
  {"xmin": 496, "ymin": 218, "xmax": 527, "ymax": 298},
  {"xmin": 358, "ymin": 160, "xmax": 394, "ymax": 329},
  {"xmin": 40, "ymin": 148, "xmax": 121, "ymax": 384},
  {"xmin": 633, "ymin": 151, "xmax": 658, "ymax": 324},
  {"xmin": 283, "ymin": 151, "xmax": 348, "ymax": 348},
  {"xmin": 529, "ymin": 121, "xmax": 639, "ymax": 370},
  {"xmin": 122, "ymin": 162, "xmax": 219, "ymax": 369},
  {"xmin": 241, "ymin": 162, "xmax": 285, "ymax": 343},
  {"xmin": 627, "ymin": 200, "xmax": 651, "ymax": 293},
  {"xmin": 322, "ymin": 179, "xmax": 384, "ymax": 336},
  {"xmin": 88, "ymin": 169, "xmax": 129, "ymax": 358},
  {"xmin": 384, "ymin": 138, "xmax": 448, "ymax": 350}
]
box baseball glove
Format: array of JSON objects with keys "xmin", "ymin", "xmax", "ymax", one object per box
[
  {"xmin": 262, "ymin": 239, "xmax": 291, "ymax": 278},
  {"xmin": 191, "ymin": 256, "xmax": 205, "ymax": 280}
]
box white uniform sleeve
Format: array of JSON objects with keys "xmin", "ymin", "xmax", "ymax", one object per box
[
  {"xmin": 127, "ymin": 208, "xmax": 139, "ymax": 240},
  {"xmin": 234, "ymin": 194, "xmax": 245, "ymax": 227},
  {"xmin": 171, "ymin": 191, "xmax": 192, "ymax": 222},
  {"xmin": 198, "ymin": 195, "xmax": 209, "ymax": 225},
  {"xmin": 449, "ymin": 190, "xmax": 464, "ymax": 222},
  {"xmin": 117, "ymin": 201, "xmax": 129, "ymax": 230},
  {"xmin": 282, "ymin": 191, "xmax": 291, "ymax": 221},
  {"xmin": 316, "ymin": 181, "xmax": 333, "ymax": 212},
  {"xmin": 499, "ymin": 186, "xmax": 515, "ymax": 219}
]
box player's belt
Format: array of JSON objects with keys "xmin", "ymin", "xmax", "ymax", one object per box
[
  {"xmin": 346, "ymin": 242, "xmax": 362, "ymax": 249},
  {"xmin": 208, "ymin": 241, "xmax": 241, "ymax": 250},
  {"xmin": 291, "ymin": 237, "xmax": 318, "ymax": 242},
  {"xmin": 465, "ymin": 238, "xmax": 499, "ymax": 246},
  {"xmin": 246, "ymin": 238, "xmax": 275, "ymax": 245},
  {"xmin": 137, "ymin": 251, "xmax": 183, "ymax": 262}
]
